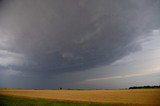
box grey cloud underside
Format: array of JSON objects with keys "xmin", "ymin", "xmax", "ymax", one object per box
[{"xmin": 1, "ymin": 0, "xmax": 160, "ymax": 74}]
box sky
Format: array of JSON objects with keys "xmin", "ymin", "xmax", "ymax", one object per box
[{"xmin": 0, "ymin": 0, "xmax": 160, "ymax": 89}]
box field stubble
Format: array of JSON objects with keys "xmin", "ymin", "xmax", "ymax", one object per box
[{"xmin": 0, "ymin": 89, "xmax": 160, "ymax": 106}]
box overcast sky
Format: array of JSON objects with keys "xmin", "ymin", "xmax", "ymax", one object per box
[{"xmin": 0, "ymin": 0, "xmax": 160, "ymax": 89}]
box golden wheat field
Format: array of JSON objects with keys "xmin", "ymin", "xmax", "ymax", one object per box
[{"xmin": 0, "ymin": 89, "xmax": 160, "ymax": 105}]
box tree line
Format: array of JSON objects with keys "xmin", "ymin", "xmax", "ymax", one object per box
[{"xmin": 129, "ymin": 85, "xmax": 160, "ymax": 89}]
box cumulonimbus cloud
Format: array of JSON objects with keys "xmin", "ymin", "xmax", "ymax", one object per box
[{"xmin": 0, "ymin": 0, "xmax": 160, "ymax": 75}]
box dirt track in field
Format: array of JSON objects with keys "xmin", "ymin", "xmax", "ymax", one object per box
[{"xmin": 0, "ymin": 89, "xmax": 160, "ymax": 105}]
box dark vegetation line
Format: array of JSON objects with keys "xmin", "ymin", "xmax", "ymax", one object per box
[
  {"xmin": 129, "ymin": 85, "xmax": 160, "ymax": 89},
  {"xmin": 0, "ymin": 85, "xmax": 160, "ymax": 90}
]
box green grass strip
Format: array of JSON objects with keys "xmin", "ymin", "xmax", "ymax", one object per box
[{"xmin": 0, "ymin": 95, "xmax": 111, "ymax": 106}]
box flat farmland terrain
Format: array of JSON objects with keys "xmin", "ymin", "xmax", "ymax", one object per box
[{"xmin": 0, "ymin": 89, "xmax": 160, "ymax": 106}]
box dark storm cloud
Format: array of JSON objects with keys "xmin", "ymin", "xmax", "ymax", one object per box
[
  {"xmin": 0, "ymin": 0, "xmax": 160, "ymax": 75},
  {"xmin": 0, "ymin": 0, "xmax": 5, "ymax": 11},
  {"xmin": 0, "ymin": 0, "xmax": 4, "ymax": 5}
]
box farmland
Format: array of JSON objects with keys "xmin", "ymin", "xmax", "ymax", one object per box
[{"xmin": 0, "ymin": 89, "xmax": 160, "ymax": 106}]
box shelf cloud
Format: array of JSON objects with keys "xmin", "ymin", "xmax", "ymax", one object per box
[{"xmin": 0, "ymin": 0, "xmax": 160, "ymax": 89}]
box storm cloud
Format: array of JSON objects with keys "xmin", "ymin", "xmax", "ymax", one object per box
[{"xmin": 0, "ymin": 0, "xmax": 160, "ymax": 78}]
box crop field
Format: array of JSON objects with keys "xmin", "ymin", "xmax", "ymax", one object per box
[{"xmin": 0, "ymin": 89, "xmax": 160, "ymax": 106}]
